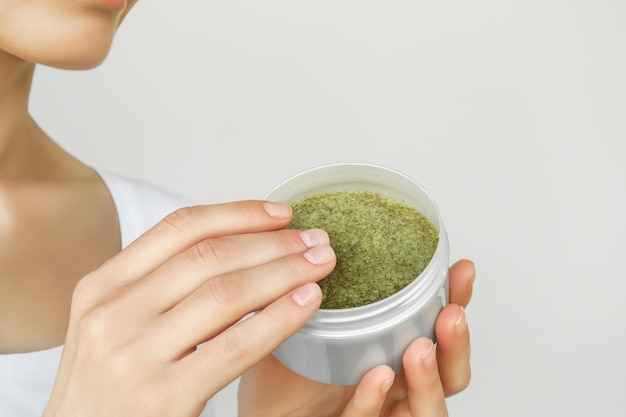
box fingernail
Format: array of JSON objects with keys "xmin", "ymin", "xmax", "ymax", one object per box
[
  {"xmin": 303, "ymin": 245, "xmax": 335, "ymax": 265},
  {"xmin": 421, "ymin": 340, "xmax": 436, "ymax": 371},
  {"xmin": 454, "ymin": 306, "xmax": 467, "ymax": 335},
  {"xmin": 263, "ymin": 201, "xmax": 292, "ymax": 218},
  {"xmin": 381, "ymin": 373, "xmax": 395, "ymax": 395},
  {"xmin": 300, "ymin": 229, "xmax": 330, "ymax": 248},
  {"xmin": 292, "ymin": 283, "xmax": 321, "ymax": 307}
]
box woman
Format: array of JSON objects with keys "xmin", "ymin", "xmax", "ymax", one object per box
[{"xmin": 0, "ymin": 1, "xmax": 475, "ymax": 416}]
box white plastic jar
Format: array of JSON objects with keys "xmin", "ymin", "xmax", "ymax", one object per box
[{"xmin": 264, "ymin": 163, "xmax": 450, "ymax": 385}]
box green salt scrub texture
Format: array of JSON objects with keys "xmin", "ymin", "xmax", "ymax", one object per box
[{"xmin": 288, "ymin": 190, "xmax": 439, "ymax": 309}]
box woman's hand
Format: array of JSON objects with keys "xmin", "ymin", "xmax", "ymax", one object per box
[
  {"xmin": 42, "ymin": 201, "xmax": 336, "ymax": 417},
  {"xmin": 238, "ymin": 259, "xmax": 475, "ymax": 417}
]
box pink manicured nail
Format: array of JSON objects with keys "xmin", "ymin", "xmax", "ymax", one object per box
[
  {"xmin": 303, "ymin": 245, "xmax": 335, "ymax": 265},
  {"xmin": 292, "ymin": 283, "xmax": 321, "ymax": 307},
  {"xmin": 263, "ymin": 201, "xmax": 292, "ymax": 218},
  {"xmin": 300, "ymin": 229, "xmax": 330, "ymax": 248}
]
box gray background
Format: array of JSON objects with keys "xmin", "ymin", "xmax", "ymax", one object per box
[{"xmin": 29, "ymin": 0, "xmax": 625, "ymax": 416}]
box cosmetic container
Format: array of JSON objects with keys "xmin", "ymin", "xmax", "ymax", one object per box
[{"xmin": 264, "ymin": 163, "xmax": 450, "ymax": 385}]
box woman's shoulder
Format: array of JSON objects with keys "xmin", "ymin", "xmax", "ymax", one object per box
[{"xmin": 96, "ymin": 170, "xmax": 192, "ymax": 248}]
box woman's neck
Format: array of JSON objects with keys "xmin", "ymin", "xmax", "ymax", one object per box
[
  {"xmin": 0, "ymin": 51, "xmax": 35, "ymax": 177},
  {"xmin": 0, "ymin": 50, "xmax": 92, "ymax": 182}
]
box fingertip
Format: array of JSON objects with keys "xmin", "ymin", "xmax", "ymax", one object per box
[
  {"xmin": 377, "ymin": 365, "xmax": 396, "ymax": 395},
  {"xmin": 291, "ymin": 282, "xmax": 322, "ymax": 307},
  {"xmin": 450, "ymin": 259, "xmax": 476, "ymax": 285},
  {"xmin": 262, "ymin": 201, "xmax": 293, "ymax": 218},
  {"xmin": 343, "ymin": 365, "xmax": 395, "ymax": 417},
  {"xmin": 435, "ymin": 303, "xmax": 467, "ymax": 341},
  {"xmin": 449, "ymin": 259, "xmax": 475, "ymax": 307},
  {"xmin": 454, "ymin": 305, "xmax": 468, "ymax": 336},
  {"xmin": 403, "ymin": 337, "xmax": 437, "ymax": 372},
  {"xmin": 360, "ymin": 364, "xmax": 395, "ymax": 388}
]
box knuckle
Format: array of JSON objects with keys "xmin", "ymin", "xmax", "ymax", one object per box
[
  {"xmin": 162, "ymin": 206, "xmax": 195, "ymax": 231},
  {"xmin": 70, "ymin": 276, "xmax": 134, "ymax": 351},
  {"xmin": 70, "ymin": 273, "xmax": 110, "ymax": 317},
  {"xmin": 284, "ymin": 256, "xmax": 305, "ymax": 282},
  {"xmin": 444, "ymin": 369, "xmax": 471, "ymax": 397},
  {"xmin": 203, "ymin": 275, "xmax": 245, "ymax": 306},
  {"xmin": 261, "ymin": 302, "xmax": 302, "ymax": 335},
  {"xmin": 77, "ymin": 302, "xmax": 118, "ymax": 342},
  {"xmin": 219, "ymin": 325, "xmax": 251, "ymax": 364},
  {"xmin": 231, "ymin": 200, "xmax": 258, "ymax": 218},
  {"xmin": 273, "ymin": 229, "xmax": 299, "ymax": 251},
  {"xmin": 70, "ymin": 275, "xmax": 95, "ymax": 311},
  {"xmin": 187, "ymin": 238, "xmax": 229, "ymax": 266}
]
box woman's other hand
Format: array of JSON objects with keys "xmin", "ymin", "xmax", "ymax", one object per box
[{"xmin": 238, "ymin": 259, "xmax": 475, "ymax": 417}]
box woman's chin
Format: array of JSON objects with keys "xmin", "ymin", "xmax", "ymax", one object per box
[
  {"xmin": 37, "ymin": 45, "xmax": 113, "ymax": 70},
  {"xmin": 1, "ymin": 8, "xmax": 120, "ymax": 70}
]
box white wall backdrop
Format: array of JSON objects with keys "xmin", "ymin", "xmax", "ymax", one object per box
[{"xmin": 29, "ymin": 1, "xmax": 625, "ymax": 416}]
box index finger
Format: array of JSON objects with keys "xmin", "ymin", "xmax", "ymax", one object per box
[{"xmin": 93, "ymin": 200, "xmax": 294, "ymax": 289}]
